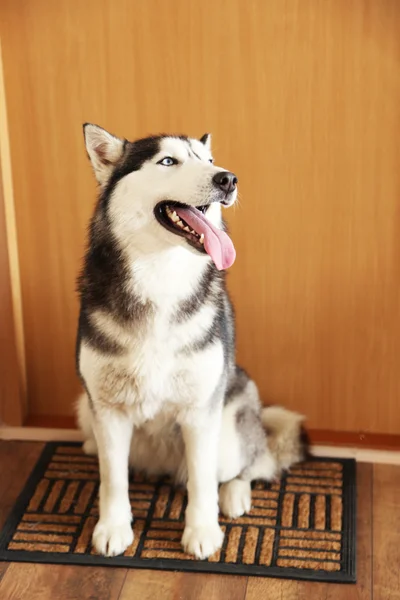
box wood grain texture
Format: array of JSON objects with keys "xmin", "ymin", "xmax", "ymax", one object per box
[
  {"xmin": 0, "ymin": 440, "xmax": 128, "ymax": 600},
  {"xmin": 373, "ymin": 465, "xmax": 400, "ymax": 599},
  {"xmin": 245, "ymin": 463, "xmax": 372, "ymax": 599},
  {"xmin": 0, "ymin": 0, "xmax": 400, "ymax": 433},
  {"xmin": 0, "ymin": 441, "xmax": 44, "ymax": 585},
  {"xmin": 120, "ymin": 570, "xmax": 248, "ymax": 600},
  {"xmin": 0, "ymin": 441, "xmax": 44, "ymax": 528},
  {"xmin": 0, "ymin": 563, "xmax": 127, "ymax": 600},
  {"xmin": 308, "ymin": 431, "xmax": 400, "ymax": 451},
  {"xmin": 0, "ymin": 562, "xmax": 8, "ymax": 585}
]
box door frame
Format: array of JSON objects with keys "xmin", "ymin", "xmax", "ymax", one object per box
[{"xmin": 0, "ymin": 35, "xmax": 26, "ymax": 426}]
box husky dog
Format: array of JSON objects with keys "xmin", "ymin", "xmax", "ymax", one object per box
[{"xmin": 76, "ymin": 124, "xmax": 308, "ymax": 560}]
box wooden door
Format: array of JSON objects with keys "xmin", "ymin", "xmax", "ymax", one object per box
[{"xmin": 1, "ymin": 0, "xmax": 399, "ymax": 434}]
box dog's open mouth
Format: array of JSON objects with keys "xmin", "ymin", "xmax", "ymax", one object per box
[{"xmin": 155, "ymin": 201, "xmax": 236, "ymax": 270}]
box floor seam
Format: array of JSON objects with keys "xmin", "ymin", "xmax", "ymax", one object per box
[
  {"xmin": 370, "ymin": 464, "xmax": 374, "ymax": 600},
  {"xmin": 115, "ymin": 568, "xmax": 129, "ymax": 600}
]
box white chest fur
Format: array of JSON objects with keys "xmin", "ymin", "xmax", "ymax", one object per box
[{"xmin": 80, "ymin": 249, "xmax": 224, "ymax": 424}]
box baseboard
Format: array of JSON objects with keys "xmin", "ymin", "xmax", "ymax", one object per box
[
  {"xmin": 308, "ymin": 429, "xmax": 400, "ymax": 451},
  {"xmin": 25, "ymin": 415, "xmax": 77, "ymax": 429},
  {"xmin": 24, "ymin": 415, "xmax": 400, "ymax": 451},
  {"xmin": 311, "ymin": 444, "xmax": 400, "ymax": 465},
  {"xmin": 0, "ymin": 427, "xmax": 83, "ymax": 442},
  {"xmin": 2, "ymin": 425, "xmax": 400, "ymax": 465}
]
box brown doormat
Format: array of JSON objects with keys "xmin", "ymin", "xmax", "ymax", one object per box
[{"xmin": 0, "ymin": 443, "xmax": 356, "ymax": 583}]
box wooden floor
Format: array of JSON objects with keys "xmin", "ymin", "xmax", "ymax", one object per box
[{"xmin": 0, "ymin": 442, "xmax": 398, "ymax": 600}]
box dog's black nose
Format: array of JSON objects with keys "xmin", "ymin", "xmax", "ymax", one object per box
[{"xmin": 212, "ymin": 171, "xmax": 238, "ymax": 194}]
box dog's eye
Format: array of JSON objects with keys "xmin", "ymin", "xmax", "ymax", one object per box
[{"xmin": 158, "ymin": 157, "xmax": 177, "ymax": 166}]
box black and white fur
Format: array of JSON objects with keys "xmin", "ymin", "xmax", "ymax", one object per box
[{"xmin": 76, "ymin": 125, "xmax": 308, "ymax": 560}]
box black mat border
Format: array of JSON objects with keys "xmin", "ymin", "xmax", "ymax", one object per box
[{"xmin": 0, "ymin": 442, "xmax": 357, "ymax": 584}]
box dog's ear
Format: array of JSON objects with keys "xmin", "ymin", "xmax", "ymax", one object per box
[
  {"xmin": 199, "ymin": 133, "xmax": 211, "ymax": 151},
  {"xmin": 83, "ymin": 123, "xmax": 125, "ymax": 186}
]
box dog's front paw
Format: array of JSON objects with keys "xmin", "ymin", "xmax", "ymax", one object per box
[
  {"xmin": 92, "ymin": 519, "xmax": 133, "ymax": 557},
  {"xmin": 219, "ymin": 479, "xmax": 251, "ymax": 518},
  {"xmin": 182, "ymin": 522, "xmax": 224, "ymax": 559}
]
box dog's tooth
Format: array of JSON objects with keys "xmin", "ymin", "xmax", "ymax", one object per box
[
  {"xmin": 171, "ymin": 213, "xmax": 179, "ymax": 223},
  {"xmin": 184, "ymin": 226, "xmax": 190, "ymax": 232},
  {"xmin": 190, "ymin": 229, "xmax": 196, "ymax": 235},
  {"xmin": 199, "ymin": 234, "xmax": 204, "ymax": 244}
]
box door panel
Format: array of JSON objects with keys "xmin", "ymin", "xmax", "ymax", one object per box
[{"xmin": 0, "ymin": 0, "xmax": 399, "ymax": 432}]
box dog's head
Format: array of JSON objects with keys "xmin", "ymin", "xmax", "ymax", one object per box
[{"xmin": 84, "ymin": 124, "xmax": 237, "ymax": 270}]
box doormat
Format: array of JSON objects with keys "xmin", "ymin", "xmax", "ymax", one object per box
[{"xmin": 0, "ymin": 442, "xmax": 356, "ymax": 583}]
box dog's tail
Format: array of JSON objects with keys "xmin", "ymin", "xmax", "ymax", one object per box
[{"xmin": 261, "ymin": 406, "xmax": 310, "ymax": 472}]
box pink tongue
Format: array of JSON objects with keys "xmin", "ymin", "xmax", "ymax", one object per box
[{"xmin": 174, "ymin": 207, "xmax": 236, "ymax": 270}]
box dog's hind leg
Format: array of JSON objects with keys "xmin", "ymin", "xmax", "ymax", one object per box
[
  {"xmin": 219, "ymin": 442, "xmax": 277, "ymax": 518},
  {"xmin": 218, "ymin": 368, "xmax": 276, "ymax": 518},
  {"xmin": 219, "ymin": 407, "xmax": 308, "ymax": 519}
]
